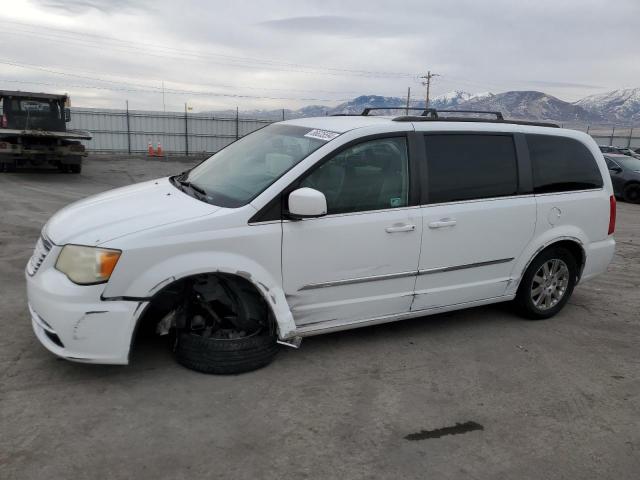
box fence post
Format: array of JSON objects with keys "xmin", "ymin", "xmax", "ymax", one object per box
[
  {"xmin": 628, "ymin": 128, "xmax": 633, "ymax": 148},
  {"xmin": 125, "ymin": 100, "xmax": 131, "ymax": 155},
  {"xmin": 235, "ymin": 106, "xmax": 239, "ymax": 141},
  {"xmin": 184, "ymin": 102, "xmax": 189, "ymax": 156},
  {"xmin": 609, "ymin": 126, "xmax": 615, "ymax": 146}
]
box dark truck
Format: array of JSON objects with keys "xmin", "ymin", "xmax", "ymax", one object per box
[{"xmin": 0, "ymin": 90, "xmax": 91, "ymax": 173}]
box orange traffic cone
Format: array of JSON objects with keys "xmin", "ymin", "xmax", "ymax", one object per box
[
  {"xmin": 156, "ymin": 142, "xmax": 164, "ymax": 157},
  {"xmin": 148, "ymin": 142, "xmax": 155, "ymax": 157}
]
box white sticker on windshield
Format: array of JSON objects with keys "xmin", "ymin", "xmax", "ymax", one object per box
[{"xmin": 304, "ymin": 129, "xmax": 340, "ymax": 141}]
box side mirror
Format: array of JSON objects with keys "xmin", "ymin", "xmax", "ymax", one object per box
[
  {"xmin": 609, "ymin": 166, "xmax": 622, "ymax": 173},
  {"xmin": 64, "ymin": 108, "xmax": 71, "ymax": 122},
  {"xmin": 287, "ymin": 187, "xmax": 327, "ymax": 219}
]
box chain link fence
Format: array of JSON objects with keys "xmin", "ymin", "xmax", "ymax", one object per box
[
  {"xmin": 69, "ymin": 107, "xmax": 640, "ymax": 155},
  {"xmin": 69, "ymin": 107, "xmax": 275, "ymax": 155}
]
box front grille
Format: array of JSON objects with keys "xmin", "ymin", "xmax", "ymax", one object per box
[{"xmin": 27, "ymin": 236, "xmax": 52, "ymax": 276}]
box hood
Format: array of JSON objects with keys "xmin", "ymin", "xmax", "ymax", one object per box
[{"xmin": 44, "ymin": 177, "xmax": 219, "ymax": 246}]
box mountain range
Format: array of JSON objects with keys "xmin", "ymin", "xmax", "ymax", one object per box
[{"xmin": 214, "ymin": 88, "xmax": 640, "ymax": 125}]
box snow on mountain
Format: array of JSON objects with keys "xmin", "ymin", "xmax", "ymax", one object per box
[
  {"xmin": 457, "ymin": 91, "xmax": 601, "ymax": 123},
  {"xmin": 575, "ymin": 88, "xmax": 640, "ymax": 123},
  {"xmin": 329, "ymin": 95, "xmax": 406, "ymax": 115},
  {"xmin": 427, "ymin": 90, "xmax": 468, "ymax": 109},
  {"xmin": 204, "ymin": 88, "xmax": 639, "ymax": 124}
]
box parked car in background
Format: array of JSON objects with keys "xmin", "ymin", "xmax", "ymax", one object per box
[
  {"xmin": 599, "ymin": 145, "xmax": 640, "ymax": 159},
  {"xmin": 604, "ymin": 153, "xmax": 640, "ymax": 203},
  {"xmin": 599, "ymin": 145, "xmax": 623, "ymax": 154},
  {"xmin": 616, "ymin": 148, "xmax": 640, "ymax": 159}
]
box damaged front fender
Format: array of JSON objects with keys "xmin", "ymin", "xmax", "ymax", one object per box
[{"xmin": 102, "ymin": 251, "xmax": 297, "ymax": 340}]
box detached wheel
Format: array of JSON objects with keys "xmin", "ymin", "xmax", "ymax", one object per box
[
  {"xmin": 175, "ymin": 330, "xmax": 279, "ymax": 374},
  {"xmin": 515, "ymin": 247, "xmax": 577, "ymax": 320},
  {"xmin": 623, "ymin": 183, "xmax": 640, "ymax": 204}
]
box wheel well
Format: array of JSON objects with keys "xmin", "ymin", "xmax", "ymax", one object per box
[
  {"xmin": 132, "ymin": 272, "xmax": 276, "ymax": 345},
  {"xmin": 539, "ymin": 240, "xmax": 585, "ymax": 278},
  {"xmin": 517, "ymin": 239, "xmax": 585, "ymax": 291},
  {"xmin": 624, "ymin": 180, "xmax": 640, "ymax": 188}
]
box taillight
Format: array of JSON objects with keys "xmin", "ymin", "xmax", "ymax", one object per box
[
  {"xmin": 1, "ymin": 114, "xmax": 7, "ymax": 128},
  {"xmin": 0, "ymin": 142, "xmax": 7, "ymax": 149},
  {"xmin": 608, "ymin": 195, "xmax": 616, "ymax": 235}
]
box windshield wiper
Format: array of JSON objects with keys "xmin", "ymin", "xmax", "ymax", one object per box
[{"xmin": 174, "ymin": 176, "xmax": 208, "ymax": 197}]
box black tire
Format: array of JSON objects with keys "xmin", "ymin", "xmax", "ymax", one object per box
[
  {"xmin": 175, "ymin": 330, "xmax": 279, "ymax": 374},
  {"xmin": 515, "ymin": 247, "xmax": 578, "ymax": 320},
  {"xmin": 5, "ymin": 160, "xmax": 16, "ymax": 172},
  {"xmin": 70, "ymin": 163, "xmax": 82, "ymax": 174},
  {"xmin": 623, "ymin": 183, "xmax": 640, "ymax": 204}
]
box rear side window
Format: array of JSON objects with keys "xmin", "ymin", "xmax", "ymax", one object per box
[
  {"xmin": 424, "ymin": 134, "xmax": 518, "ymax": 203},
  {"xmin": 527, "ymin": 135, "xmax": 603, "ymax": 193}
]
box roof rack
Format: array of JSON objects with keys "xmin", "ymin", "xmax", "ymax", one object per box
[
  {"xmin": 337, "ymin": 107, "xmax": 559, "ymax": 128},
  {"xmin": 362, "ymin": 107, "xmax": 505, "ymax": 120},
  {"xmin": 361, "ymin": 107, "xmax": 425, "ymax": 116}
]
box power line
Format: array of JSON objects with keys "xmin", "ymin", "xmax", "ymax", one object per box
[
  {"xmin": 0, "ymin": 56, "xmax": 367, "ymax": 96},
  {"xmin": 0, "ymin": 76, "xmax": 350, "ymax": 103},
  {"xmin": 0, "ymin": 60, "xmax": 361, "ymax": 102},
  {"xmin": 0, "ymin": 20, "xmax": 420, "ymax": 79}
]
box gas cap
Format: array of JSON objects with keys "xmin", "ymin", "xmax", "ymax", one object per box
[{"xmin": 547, "ymin": 207, "xmax": 562, "ymax": 226}]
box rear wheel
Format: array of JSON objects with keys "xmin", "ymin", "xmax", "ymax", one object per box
[
  {"xmin": 623, "ymin": 183, "xmax": 640, "ymax": 204},
  {"xmin": 69, "ymin": 163, "xmax": 82, "ymax": 174},
  {"xmin": 515, "ymin": 247, "xmax": 578, "ymax": 320}
]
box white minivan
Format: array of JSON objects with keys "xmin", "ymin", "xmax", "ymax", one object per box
[{"xmin": 26, "ymin": 110, "xmax": 616, "ymax": 373}]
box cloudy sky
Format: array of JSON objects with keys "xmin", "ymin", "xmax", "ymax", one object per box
[{"xmin": 1, "ymin": 0, "xmax": 638, "ymax": 112}]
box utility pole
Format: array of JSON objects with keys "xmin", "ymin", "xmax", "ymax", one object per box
[
  {"xmin": 162, "ymin": 81, "xmax": 166, "ymax": 112},
  {"xmin": 235, "ymin": 106, "xmax": 239, "ymax": 141},
  {"xmin": 420, "ymin": 70, "xmax": 440, "ymax": 109},
  {"xmin": 184, "ymin": 102, "xmax": 189, "ymax": 157},
  {"xmin": 405, "ymin": 87, "xmax": 411, "ymax": 115},
  {"xmin": 125, "ymin": 100, "xmax": 131, "ymax": 155}
]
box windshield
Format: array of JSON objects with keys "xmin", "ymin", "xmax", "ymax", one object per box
[
  {"xmin": 615, "ymin": 156, "xmax": 640, "ymax": 171},
  {"xmin": 181, "ymin": 124, "xmax": 335, "ymax": 207}
]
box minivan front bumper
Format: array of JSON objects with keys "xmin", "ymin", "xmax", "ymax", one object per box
[{"xmin": 26, "ymin": 255, "xmax": 146, "ymax": 364}]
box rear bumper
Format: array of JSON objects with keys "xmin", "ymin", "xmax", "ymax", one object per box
[
  {"xmin": 581, "ymin": 237, "xmax": 616, "ymax": 282},
  {"xmin": 26, "ymin": 260, "xmax": 147, "ymax": 364}
]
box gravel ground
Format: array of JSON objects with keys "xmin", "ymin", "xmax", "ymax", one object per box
[{"xmin": 1, "ymin": 156, "xmax": 639, "ymax": 480}]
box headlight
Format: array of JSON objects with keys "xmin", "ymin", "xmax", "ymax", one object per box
[{"xmin": 55, "ymin": 245, "xmax": 121, "ymax": 285}]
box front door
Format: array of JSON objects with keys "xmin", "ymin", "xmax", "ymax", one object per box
[{"xmin": 282, "ymin": 136, "xmax": 422, "ymax": 327}]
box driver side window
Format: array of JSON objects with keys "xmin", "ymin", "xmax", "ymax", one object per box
[{"xmin": 300, "ymin": 137, "xmax": 409, "ymax": 215}]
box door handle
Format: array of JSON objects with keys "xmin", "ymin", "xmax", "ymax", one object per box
[
  {"xmin": 428, "ymin": 218, "xmax": 457, "ymax": 229},
  {"xmin": 385, "ymin": 223, "xmax": 416, "ymax": 233}
]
